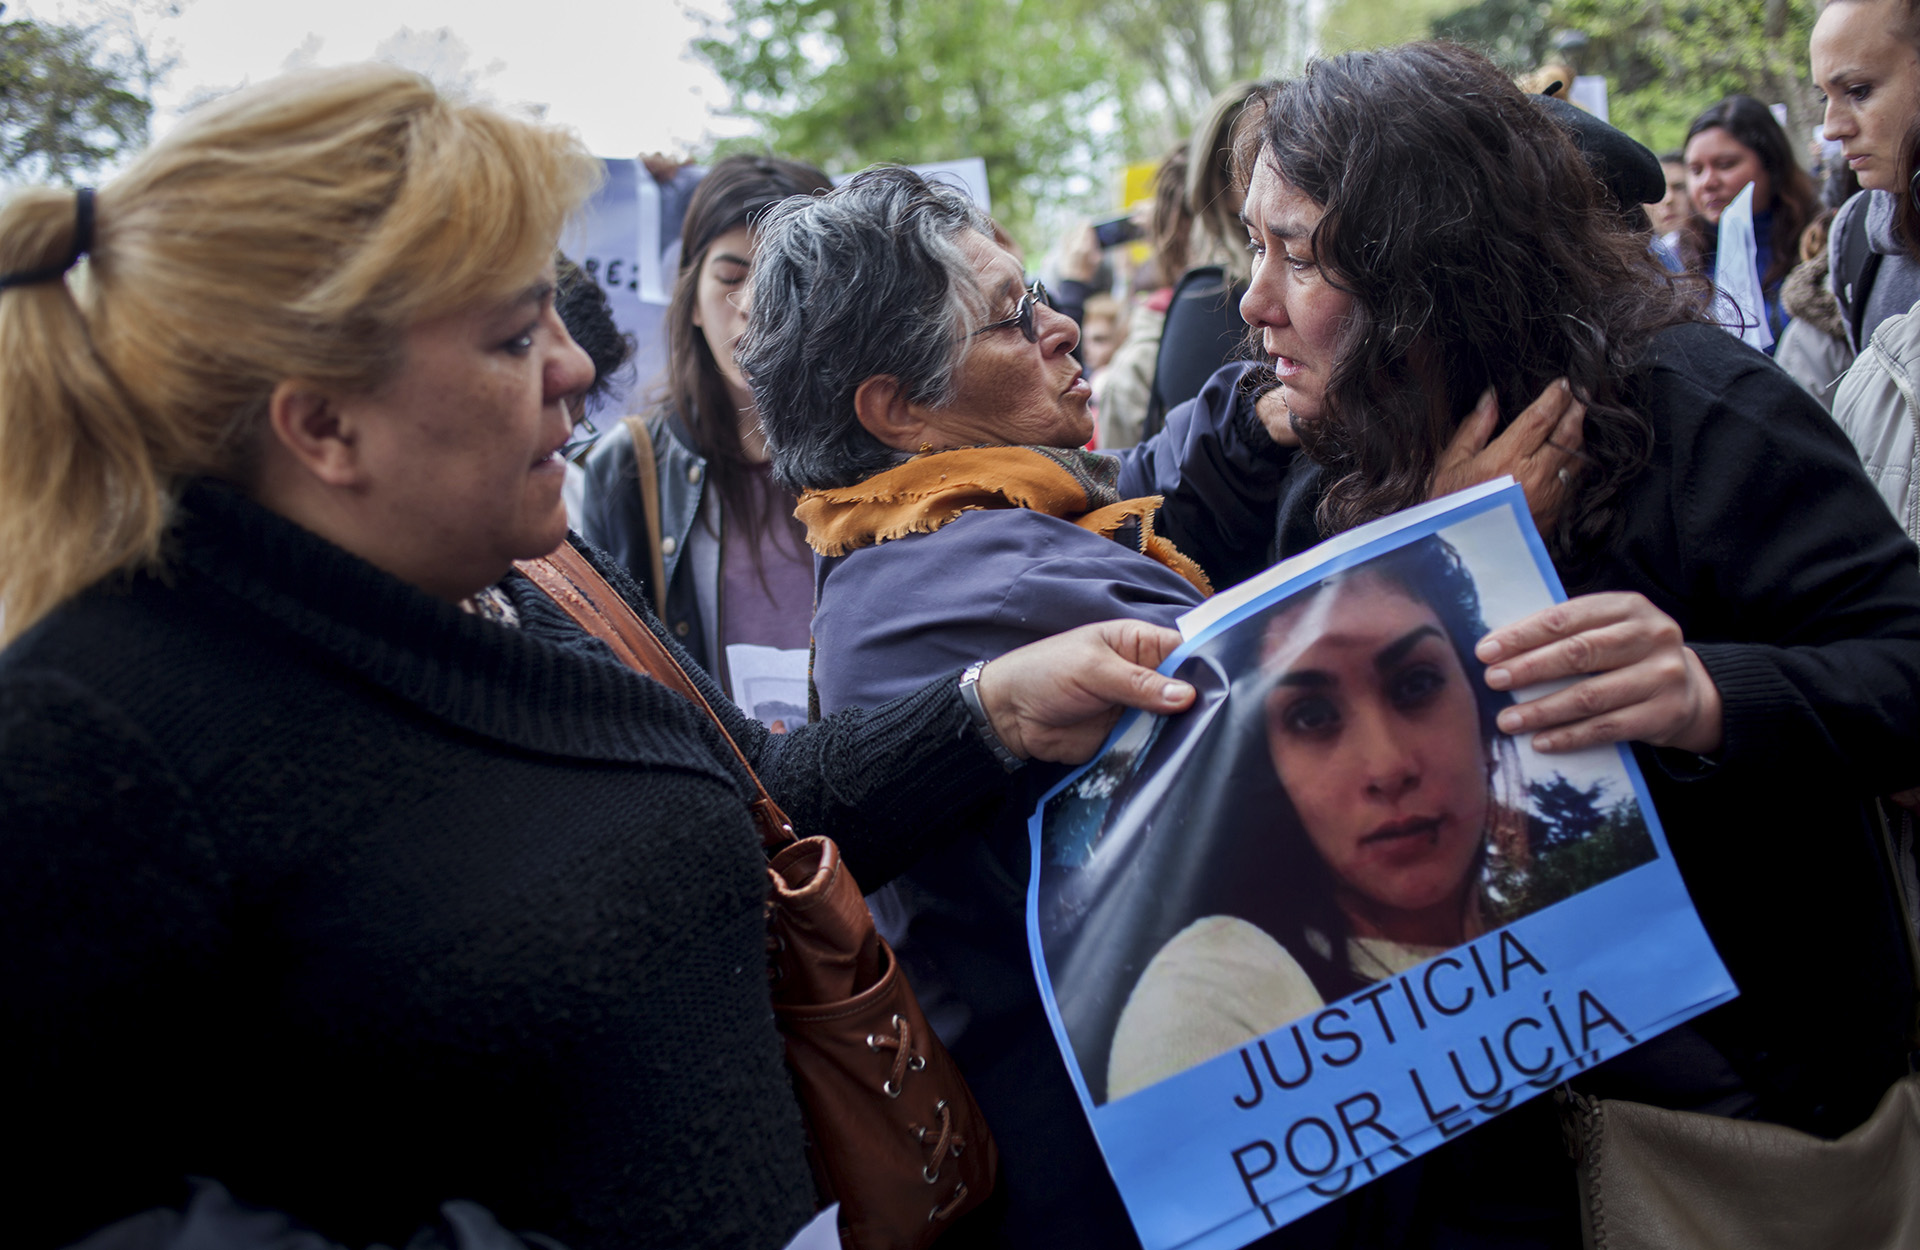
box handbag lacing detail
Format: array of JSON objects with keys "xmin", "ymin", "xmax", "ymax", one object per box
[
  {"xmin": 866, "ymin": 1012, "xmax": 929, "ymax": 1098},
  {"xmin": 869, "ymin": 1015, "xmax": 969, "ymax": 1221}
]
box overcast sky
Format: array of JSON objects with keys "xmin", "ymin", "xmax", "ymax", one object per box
[{"xmin": 13, "ymin": 0, "xmax": 754, "ymax": 159}]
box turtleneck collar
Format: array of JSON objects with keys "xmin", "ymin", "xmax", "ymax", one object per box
[{"xmin": 168, "ymin": 479, "xmax": 746, "ymax": 776}]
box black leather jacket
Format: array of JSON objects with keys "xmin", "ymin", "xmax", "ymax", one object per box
[{"xmin": 579, "ymin": 411, "xmax": 719, "ymax": 674}]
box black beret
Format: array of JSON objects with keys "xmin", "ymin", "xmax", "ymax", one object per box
[{"xmin": 1535, "ymin": 92, "xmax": 1667, "ymax": 209}]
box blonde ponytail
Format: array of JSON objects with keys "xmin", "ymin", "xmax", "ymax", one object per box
[
  {"xmin": 0, "ymin": 65, "xmax": 600, "ymax": 643},
  {"xmin": 0, "ymin": 187, "xmax": 169, "ymax": 643}
]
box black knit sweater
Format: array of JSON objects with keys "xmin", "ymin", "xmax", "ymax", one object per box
[{"xmin": 0, "ymin": 481, "xmax": 1013, "ymax": 1250}]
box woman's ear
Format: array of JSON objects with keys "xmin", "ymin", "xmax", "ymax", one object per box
[
  {"xmin": 265, "ymin": 379, "xmax": 363, "ymax": 488},
  {"xmin": 852, "ymin": 374, "xmax": 926, "ymax": 452}
]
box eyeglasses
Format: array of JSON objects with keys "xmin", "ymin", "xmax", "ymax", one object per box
[{"xmin": 971, "ymin": 279, "xmax": 1054, "ymax": 343}]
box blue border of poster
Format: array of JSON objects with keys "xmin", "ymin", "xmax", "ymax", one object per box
[{"xmin": 1024, "ymin": 482, "xmax": 1737, "ymax": 1250}]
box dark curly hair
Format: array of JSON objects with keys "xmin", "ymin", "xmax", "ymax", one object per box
[
  {"xmin": 1237, "ymin": 42, "xmax": 1709, "ymax": 586},
  {"xmin": 555, "ymin": 255, "xmax": 635, "ymax": 412}
]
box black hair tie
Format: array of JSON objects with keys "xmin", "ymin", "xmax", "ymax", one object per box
[{"xmin": 0, "ymin": 187, "xmax": 95, "ymax": 292}]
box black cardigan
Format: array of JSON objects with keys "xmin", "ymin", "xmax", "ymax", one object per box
[{"xmin": 0, "ymin": 481, "xmax": 1013, "ymax": 1250}]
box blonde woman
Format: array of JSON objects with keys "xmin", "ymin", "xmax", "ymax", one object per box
[{"xmin": 0, "ymin": 66, "xmax": 1192, "ymax": 1250}]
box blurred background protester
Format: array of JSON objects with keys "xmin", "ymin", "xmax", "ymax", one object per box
[
  {"xmin": 1651, "ymin": 148, "xmax": 1693, "ymax": 238},
  {"xmin": 580, "ymin": 154, "xmax": 831, "ymax": 712},
  {"xmin": 1679, "ymin": 93, "xmax": 1819, "ymax": 345},
  {"xmin": 1044, "ymin": 218, "xmax": 1108, "ymax": 342},
  {"xmin": 1095, "ymin": 145, "xmax": 1190, "ymax": 450},
  {"xmin": 1079, "ymin": 291, "xmax": 1124, "ymax": 376},
  {"xmin": 1831, "ymin": 120, "xmax": 1920, "ymax": 552},
  {"xmin": 1777, "ymin": 208, "xmax": 1856, "ymax": 408},
  {"xmin": 1651, "ymin": 148, "xmax": 1692, "ymax": 269}
]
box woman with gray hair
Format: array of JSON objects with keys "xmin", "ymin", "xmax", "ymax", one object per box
[
  {"xmin": 739, "ymin": 165, "xmax": 1218, "ymax": 1248},
  {"xmin": 743, "ymin": 166, "xmax": 1214, "ymax": 712}
]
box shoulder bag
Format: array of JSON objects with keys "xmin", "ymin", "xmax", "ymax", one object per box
[
  {"xmin": 517, "ymin": 543, "xmax": 998, "ymax": 1250},
  {"xmin": 1561, "ymin": 798, "xmax": 1920, "ymax": 1249}
]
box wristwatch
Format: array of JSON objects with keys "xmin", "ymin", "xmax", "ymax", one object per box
[{"xmin": 959, "ymin": 661, "xmax": 1026, "ymax": 773}]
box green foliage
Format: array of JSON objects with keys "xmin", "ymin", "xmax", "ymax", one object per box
[
  {"xmin": 1520, "ymin": 796, "xmax": 1657, "ymax": 911},
  {"xmin": 1403, "ymin": 0, "xmax": 1821, "ymax": 154},
  {"xmin": 1484, "ymin": 775, "xmax": 1660, "ymax": 923},
  {"xmin": 698, "ymin": 0, "xmax": 1124, "ymax": 243},
  {"xmin": 1430, "ymin": 0, "xmax": 1557, "ymax": 71},
  {"xmin": 1071, "ymin": 0, "xmax": 1311, "ymax": 150},
  {"xmin": 1528, "ymin": 774, "xmax": 1609, "ymax": 849},
  {"xmin": 1553, "ymin": 0, "xmax": 1822, "ymax": 153},
  {"xmin": 698, "ymin": 0, "xmax": 1312, "ymax": 243},
  {"xmin": 0, "ymin": 3, "xmax": 152, "ymax": 184},
  {"xmin": 1320, "ymin": 0, "xmax": 1467, "ymax": 56}
]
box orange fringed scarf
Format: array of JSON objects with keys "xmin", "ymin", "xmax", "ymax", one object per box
[{"xmin": 795, "ymin": 446, "xmax": 1213, "ymax": 597}]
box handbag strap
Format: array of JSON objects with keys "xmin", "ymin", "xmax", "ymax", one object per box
[
  {"xmin": 622, "ymin": 415, "xmax": 670, "ymax": 617},
  {"xmin": 516, "ymin": 543, "xmax": 796, "ymax": 851}
]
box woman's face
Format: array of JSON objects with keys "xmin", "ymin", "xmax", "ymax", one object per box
[
  {"xmin": 1082, "ymin": 310, "xmax": 1121, "ymax": 372},
  {"xmin": 1811, "ymin": 0, "xmax": 1920, "ymax": 194},
  {"xmin": 1238, "ymin": 157, "xmax": 1357, "ymax": 432},
  {"xmin": 1263, "ymin": 572, "xmax": 1490, "ymax": 940},
  {"xmin": 332, "ymin": 264, "xmax": 595, "ymax": 599},
  {"xmin": 1651, "ymin": 159, "xmax": 1692, "ymax": 236},
  {"xmin": 1684, "ymin": 126, "xmax": 1772, "ymax": 225},
  {"xmin": 904, "ymin": 231, "xmax": 1093, "ymax": 450},
  {"xmin": 693, "ymin": 225, "xmax": 755, "ymax": 401}
]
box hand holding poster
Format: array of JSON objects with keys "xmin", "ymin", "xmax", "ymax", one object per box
[{"xmin": 1027, "ymin": 480, "xmax": 1736, "ymax": 1250}]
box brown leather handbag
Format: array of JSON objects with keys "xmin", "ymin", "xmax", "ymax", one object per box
[{"xmin": 518, "ymin": 544, "xmax": 997, "ymax": 1250}]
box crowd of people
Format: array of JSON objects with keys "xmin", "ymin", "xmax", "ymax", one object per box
[{"xmin": 4, "ymin": 3, "xmax": 1920, "ymax": 1250}]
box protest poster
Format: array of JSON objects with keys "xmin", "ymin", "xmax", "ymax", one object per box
[
  {"xmin": 1027, "ymin": 479, "xmax": 1737, "ymax": 1250},
  {"xmin": 559, "ymin": 158, "xmax": 691, "ymax": 421}
]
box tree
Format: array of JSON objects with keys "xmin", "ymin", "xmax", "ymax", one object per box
[
  {"xmin": 1527, "ymin": 774, "xmax": 1611, "ymax": 851},
  {"xmin": 1551, "ymin": 0, "xmax": 1822, "ymax": 156},
  {"xmin": 1322, "ymin": 0, "xmax": 1819, "ymax": 155},
  {"xmin": 1068, "ymin": 0, "xmax": 1312, "ymax": 145},
  {"xmin": 697, "ymin": 0, "xmax": 1311, "ymax": 241},
  {"xmin": 0, "ymin": 2, "xmax": 153, "ymax": 184},
  {"xmin": 1483, "ymin": 773, "xmax": 1657, "ymax": 920},
  {"xmin": 1429, "ymin": 0, "xmax": 1557, "ymax": 73},
  {"xmin": 700, "ymin": 0, "xmax": 1122, "ymax": 239}
]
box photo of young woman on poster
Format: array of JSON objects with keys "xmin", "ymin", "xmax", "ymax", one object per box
[
  {"xmin": 1106, "ymin": 534, "xmax": 1528, "ymax": 1097},
  {"xmin": 1035, "ymin": 516, "xmax": 1658, "ymax": 1106}
]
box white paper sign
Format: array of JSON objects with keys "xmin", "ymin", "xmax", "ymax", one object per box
[
  {"xmin": 1710, "ymin": 182, "xmax": 1774, "ymax": 352},
  {"xmin": 1568, "ymin": 76, "xmax": 1609, "ymax": 123},
  {"xmin": 727, "ymin": 643, "xmax": 812, "ymax": 733}
]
